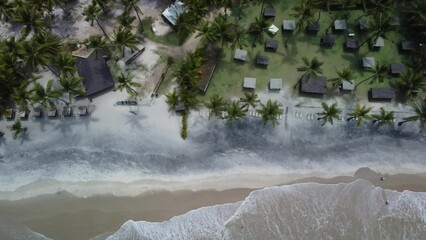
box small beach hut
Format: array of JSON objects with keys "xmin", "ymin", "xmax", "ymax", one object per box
[
  {"xmin": 358, "ymin": 18, "xmax": 371, "ymax": 30},
  {"xmin": 17, "ymin": 109, "xmax": 28, "ymax": 120},
  {"xmin": 371, "ymin": 36, "xmax": 384, "ymax": 49},
  {"xmin": 268, "ymin": 24, "xmax": 279, "ymax": 35},
  {"xmin": 300, "ymin": 76, "xmax": 327, "ymax": 96},
  {"xmin": 62, "ymin": 107, "xmax": 73, "ymax": 117},
  {"xmin": 282, "ymin": 20, "xmax": 296, "ymax": 31},
  {"xmin": 400, "ymin": 41, "xmax": 416, "ymax": 52},
  {"xmin": 390, "ymin": 63, "xmax": 405, "ymax": 75},
  {"xmin": 269, "ymin": 78, "xmax": 282, "ymax": 91},
  {"xmin": 263, "ymin": 8, "xmax": 276, "ymax": 18},
  {"xmin": 265, "ymin": 39, "xmax": 278, "ymax": 51},
  {"xmin": 362, "ymin": 57, "xmax": 375, "ymax": 68},
  {"xmin": 234, "ymin": 49, "xmax": 248, "ymax": 61},
  {"xmin": 243, "ymin": 77, "xmax": 256, "ymax": 90},
  {"xmin": 320, "ymin": 34, "xmax": 336, "ymax": 47},
  {"xmin": 340, "ymin": 80, "xmax": 355, "ymax": 93},
  {"xmin": 306, "ymin": 22, "xmax": 320, "ymax": 34},
  {"xmin": 369, "ymin": 88, "xmax": 396, "ymax": 101},
  {"xmin": 334, "ymin": 19, "xmax": 347, "ymax": 30},
  {"xmin": 256, "ymin": 55, "xmax": 269, "ymax": 67},
  {"xmin": 345, "ymin": 38, "xmax": 359, "ymax": 50}
]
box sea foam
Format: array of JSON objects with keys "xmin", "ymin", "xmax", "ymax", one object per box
[{"xmin": 106, "ymin": 180, "xmax": 426, "ymax": 240}]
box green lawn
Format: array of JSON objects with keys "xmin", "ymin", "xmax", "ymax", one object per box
[{"xmin": 205, "ymin": 1, "xmax": 410, "ymax": 100}]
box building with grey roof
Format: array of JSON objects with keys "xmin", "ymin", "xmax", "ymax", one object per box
[
  {"xmin": 362, "ymin": 57, "xmax": 375, "ymax": 68},
  {"xmin": 321, "ymin": 34, "xmax": 336, "ymax": 46},
  {"xmin": 390, "ymin": 63, "xmax": 405, "ymax": 75},
  {"xmin": 372, "ymin": 36, "xmax": 384, "ymax": 48},
  {"xmin": 341, "ymin": 80, "xmax": 355, "ymax": 92},
  {"xmin": 282, "ymin": 20, "xmax": 296, "ymax": 31},
  {"xmin": 269, "ymin": 78, "xmax": 282, "ymax": 90},
  {"xmin": 256, "ymin": 55, "xmax": 269, "ymax": 66},
  {"xmin": 400, "ymin": 41, "xmax": 416, "ymax": 52},
  {"xmin": 370, "ymin": 88, "xmax": 396, "ymax": 101},
  {"xmin": 243, "ymin": 77, "xmax": 256, "ymax": 90},
  {"xmin": 162, "ymin": 1, "xmax": 186, "ymax": 26},
  {"xmin": 359, "ymin": 18, "xmax": 371, "ymax": 30},
  {"xmin": 334, "ymin": 19, "xmax": 347, "ymax": 30},
  {"xmin": 306, "ymin": 22, "xmax": 320, "ymax": 33},
  {"xmin": 263, "ymin": 8, "xmax": 276, "ymax": 18},
  {"xmin": 300, "ymin": 76, "xmax": 327, "ymax": 95},
  {"xmin": 345, "ymin": 38, "xmax": 359, "ymax": 50},
  {"xmin": 265, "ymin": 39, "xmax": 278, "ymax": 51},
  {"xmin": 73, "ymin": 49, "xmax": 115, "ymax": 96},
  {"xmin": 234, "ymin": 49, "xmax": 248, "ymax": 61}
]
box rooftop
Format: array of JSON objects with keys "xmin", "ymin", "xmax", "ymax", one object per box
[
  {"xmin": 334, "ymin": 19, "xmax": 347, "ymax": 30},
  {"xmin": 263, "ymin": 8, "xmax": 276, "ymax": 17},
  {"xmin": 256, "ymin": 55, "xmax": 269, "ymax": 66},
  {"xmin": 265, "ymin": 39, "xmax": 279, "ymax": 50},
  {"xmin": 268, "ymin": 24, "xmax": 279, "ymax": 35},
  {"xmin": 269, "ymin": 78, "xmax": 282, "ymax": 90},
  {"xmin": 370, "ymin": 88, "xmax": 396, "ymax": 100},
  {"xmin": 362, "ymin": 57, "xmax": 375, "ymax": 68},
  {"xmin": 373, "ymin": 37, "xmax": 384, "ymax": 48},
  {"xmin": 401, "ymin": 41, "xmax": 416, "ymax": 51},
  {"xmin": 234, "ymin": 49, "xmax": 248, "ymax": 61},
  {"xmin": 282, "ymin": 20, "xmax": 296, "ymax": 30},
  {"xmin": 321, "ymin": 34, "xmax": 336, "ymax": 45},
  {"xmin": 359, "ymin": 18, "xmax": 371, "ymax": 30},
  {"xmin": 391, "ymin": 63, "xmax": 405, "ymax": 74},
  {"xmin": 300, "ymin": 76, "xmax": 327, "ymax": 94},
  {"xmin": 341, "ymin": 80, "xmax": 355, "ymax": 91},
  {"xmin": 162, "ymin": 1, "xmax": 186, "ymax": 25},
  {"xmin": 345, "ymin": 38, "xmax": 359, "ymax": 49},
  {"xmin": 243, "ymin": 77, "xmax": 256, "ymax": 89},
  {"xmin": 307, "ymin": 22, "xmax": 320, "ymax": 32},
  {"xmin": 73, "ymin": 49, "xmax": 115, "ymax": 96}
]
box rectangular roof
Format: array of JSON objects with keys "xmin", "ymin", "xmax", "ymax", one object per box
[
  {"xmin": 307, "ymin": 22, "xmax": 320, "ymax": 32},
  {"xmin": 371, "ymin": 88, "xmax": 396, "ymax": 99},
  {"xmin": 341, "ymin": 80, "xmax": 355, "ymax": 91},
  {"xmin": 334, "ymin": 19, "xmax": 347, "ymax": 30},
  {"xmin": 234, "ymin": 49, "xmax": 247, "ymax": 61},
  {"xmin": 162, "ymin": 1, "xmax": 186, "ymax": 25},
  {"xmin": 74, "ymin": 49, "xmax": 115, "ymax": 96},
  {"xmin": 282, "ymin": 20, "xmax": 296, "ymax": 30},
  {"xmin": 373, "ymin": 37, "xmax": 384, "ymax": 47},
  {"xmin": 362, "ymin": 57, "xmax": 375, "ymax": 68},
  {"xmin": 265, "ymin": 39, "xmax": 278, "ymax": 50},
  {"xmin": 301, "ymin": 76, "xmax": 327, "ymax": 94},
  {"xmin": 359, "ymin": 18, "xmax": 371, "ymax": 30},
  {"xmin": 243, "ymin": 77, "xmax": 256, "ymax": 89},
  {"xmin": 256, "ymin": 55, "xmax": 269, "ymax": 65},
  {"xmin": 345, "ymin": 38, "xmax": 359, "ymax": 49},
  {"xmin": 401, "ymin": 41, "xmax": 416, "ymax": 51},
  {"xmin": 321, "ymin": 34, "xmax": 336, "ymax": 45},
  {"xmin": 263, "ymin": 8, "xmax": 276, "ymax": 17},
  {"xmin": 391, "ymin": 63, "xmax": 405, "ymax": 74},
  {"xmin": 269, "ymin": 78, "xmax": 282, "ymax": 90}
]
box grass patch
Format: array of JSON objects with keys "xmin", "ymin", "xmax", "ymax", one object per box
[
  {"xmin": 141, "ymin": 17, "xmax": 189, "ymax": 46},
  {"xmin": 205, "ymin": 1, "xmax": 410, "ymax": 101}
]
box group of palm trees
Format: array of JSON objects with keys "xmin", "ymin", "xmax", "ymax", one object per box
[
  {"xmin": 0, "ymin": 0, "xmax": 146, "ymax": 139},
  {"xmin": 317, "ymin": 100, "xmax": 426, "ymax": 131}
]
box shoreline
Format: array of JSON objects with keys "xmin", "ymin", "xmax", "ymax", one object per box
[{"xmin": 1, "ymin": 168, "xmax": 426, "ymax": 240}]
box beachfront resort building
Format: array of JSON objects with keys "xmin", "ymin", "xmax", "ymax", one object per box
[
  {"xmin": 72, "ymin": 49, "xmax": 115, "ymax": 96},
  {"xmin": 162, "ymin": 1, "xmax": 186, "ymax": 26}
]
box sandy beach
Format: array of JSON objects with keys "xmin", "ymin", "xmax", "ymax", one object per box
[{"xmin": 0, "ymin": 168, "xmax": 425, "ymax": 240}]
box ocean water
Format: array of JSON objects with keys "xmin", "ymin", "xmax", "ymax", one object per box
[{"xmin": 106, "ymin": 180, "xmax": 426, "ymax": 240}]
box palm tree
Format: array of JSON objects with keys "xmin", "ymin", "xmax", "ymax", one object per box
[
  {"xmin": 230, "ymin": 27, "xmax": 248, "ymax": 51},
  {"xmin": 355, "ymin": 61, "xmax": 389, "ymax": 89},
  {"xmin": 115, "ymin": 71, "xmax": 141, "ymax": 97},
  {"xmin": 256, "ymin": 99, "xmax": 283, "ymax": 127},
  {"xmin": 372, "ymin": 107, "xmax": 394, "ymax": 128},
  {"xmin": 347, "ymin": 103, "xmax": 373, "ymax": 126},
  {"xmin": 112, "ymin": 27, "xmax": 140, "ymax": 58},
  {"xmin": 83, "ymin": 3, "xmax": 111, "ymax": 41},
  {"xmin": 210, "ymin": 14, "xmax": 233, "ymax": 47},
  {"xmin": 117, "ymin": 13, "xmax": 136, "ymax": 30},
  {"xmin": 7, "ymin": 120, "xmax": 26, "ymax": 140},
  {"xmin": 225, "ymin": 100, "xmax": 246, "ymax": 124},
  {"xmin": 17, "ymin": 35, "xmax": 59, "ymax": 73},
  {"xmin": 234, "ymin": 0, "xmax": 250, "ymax": 23},
  {"xmin": 329, "ymin": 67, "xmax": 355, "ymax": 89},
  {"xmin": 317, "ymin": 102, "xmax": 341, "ymax": 126},
  {"xmin": 403, "ymin": 0, "xmax": 426, "ymax": 42},
  {"xmin": 290, "ymin": 0, "xmax": 318, "ymax": 32},
  {"xmin": 30, "ymin": 79, "xmax": 63, "ymax": 109},
  {"xmin": 58, "ymin": 75, "xmax": 86, "ymax": 105},
  {"xmin": 253, "ymin": 0, "xmax": 273, "ymax": 17},
  {"xmin": 394, "ymin": 69, "xmax": 426, "ymax": 101},
  {"xmin": 358, "ymin": 0, "xmax": 395, "ymax": 20},
  {"xmin": 196, "ymin": 21, "xmax": 218, "ymax": 44},
  {"xmin": 12, "ymin": 5, "xmax": 49, "ymax": 37},
  {"xmin": 0, "ymin": 0, "xmax": 14, "ymax": 23},
  {"xmin": 84, "ymin": 34, "xmax": 111, "ymax": 57},
  {"xmin": 165, "ymin": 88, "xmax": 179, "ymax": 111},
  {"xmin": 239, "ymin": 92, "xmax": 260, "ymax": 111},
  {"xmin": 205, "ymin": 94, "xmax": 227, "ymax": 119},
  {"xmin": 93, "ymin": 0, "xmax": 111, "ymax": 11},
  {"xmin": 398, "ymin": 100, "xmax": 426, "ymax": 131},
  {"xmin": 250, "ymin": 17, "xmax": 272, "ymax": 46},
  {"xmin": 122, "ymin": 0, "xmax": 143, "ymax": 24},
  {"xmin": 11, "ymin": 82, "xmax": 33, "ymax": 112},
  {"xmin": 358, "ymin": 14, "xmax": 393, "ymax": 48},
  {"xmin": 53, "ymin": 52, "xmax": 77, "ymax": 77}
]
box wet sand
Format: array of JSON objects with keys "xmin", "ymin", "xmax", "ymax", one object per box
[{"xmin": 1, "ymin": 168, "xmax": 426, "ymax": 240}]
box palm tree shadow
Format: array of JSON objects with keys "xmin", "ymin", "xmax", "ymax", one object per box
[
  {"xmin": 81, "ymin": 116, "xmax": 100, "ymax": 132},
  {"xmin": 125, "ymin": 110, "xmax": 147, "ymax": 130},
  {"xmin": 35, "ymin": 118, "xmax": 50, "ymax": 132},
  {"xmin": 0, "ymin": 137, "xmax": 6, "ymax": 147},
  {"xmin": 54, "ymin": 118, "xmax": 79, "ymax": 134},
  {"xmin": 19, "ymin": 131, "xmax": 31, "ymax": 145}
]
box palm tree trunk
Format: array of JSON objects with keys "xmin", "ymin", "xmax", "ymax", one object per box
[
  {"xmin": 347, "ymin": 116, "xmax": 355, "ymax": 121},
  {"xmin": 398, "ymin": 120, "xmax": 410, "ymax": 126},
  {"xmin": 44, "ymin": 64, "xmax": 59, "ymax": 77},
  {"xmin": 259, "ymin": 1, "xmax": 265, "ymax": 18},
  {"xmin": 96, "ymin": 19, "xmax": 111, "ymax": 41},
  {"xmin": 354, "ymin": 74, "xmax": 376, "ymax": 89},
  {"xmin": 134, "ymin": 7, "xmax": 142, "ymax": 24},
  {"xmin": 316, "ymin": 10, "xmax": 321, "ymax": 23}
]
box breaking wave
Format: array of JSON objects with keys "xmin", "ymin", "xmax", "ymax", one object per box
[{"xmin": 106, "ymin": 180, "xmax": 426, "ymax": 240}]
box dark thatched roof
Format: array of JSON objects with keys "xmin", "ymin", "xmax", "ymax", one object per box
[
  {"xmin": 265, "ymin": 39, "xmax": 278, "ymax": 50},
  {"xmin": 300, "ymin": 76, "xmax": 327, "ymax": 94},
  {"xmin": 370, "ymin": 88, "xmax": 396, "ymax": 100},
  {"xmin": 74, "ymin": 49, "xmax": 115, "ymax": 96},
  {"xmin": 256, "ymin": 55, "xmax": 269, "ymax": 66}
]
